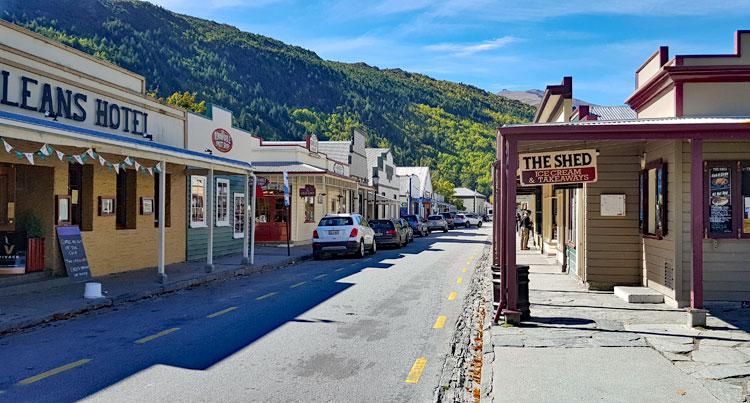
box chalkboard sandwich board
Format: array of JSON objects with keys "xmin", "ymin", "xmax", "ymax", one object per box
[{"xmin": 56, "ymin": 226, "xmax": 92, "ymax": 282}]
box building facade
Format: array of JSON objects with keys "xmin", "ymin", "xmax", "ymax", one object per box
[
  {"xmin": 397, "ymin": 167, "xmax": 433, "ymax": 217},
  {"xmin": 366, "ymin": 148, "xmax": 400, "ymax": 219},
  {"xmin": 453, "ymin": 187, "xmax": 488, "ymax": 214},
  {"xmin": 0, "ymin": 21, "xmax": 251, "ymax": 281},
  {"xmin": 495, "ymin": 31, "xmax": 750, "ymax": 322}
]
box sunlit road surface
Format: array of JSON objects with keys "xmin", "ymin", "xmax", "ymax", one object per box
[{"xmin": 0, "ymin": 226, "xmax": 490, "ymax": 402}]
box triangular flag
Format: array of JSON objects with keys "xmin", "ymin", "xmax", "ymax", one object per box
[
  {"xmin": 23, "ymin": 152, "xmax": 35, "ymax": 165},
  {"xmin": 86, "ymin": 148, "xmax": 96, "ymax": 159},
  {"xmin": 134, "ymin": 161, "xmax": 141, "ymax": 172},
  {"xmin": 73, "ymin": 155, "xmax": 84, "ymax": 165},
  {"xmin": 146, "ymin": 167, "xmax": 153, "ymax": 176},
  {"xmin": 56, "ymin": 150, "xmax": 65, "ymax": 161},
  {"xmin": 39, "ymin": 144, "xmax": 52, "ymax": 156},
  {"xmin": 113, "ymin": 163, "xmax": 120, "ymax": 174},
  {"xmin": 153, "ymin": 164, "xmax": 161, "ymax": 173},
  {"xmin": 3, "ymin": 140, "xmax": 12, "ymax": 153},
  {"xmin": 98, "ymin": 155, "xmax": 107, "ymax": 166},
  {"xmin": 123, "ymin": 157, "xmax": 133, "ymax": 166}
]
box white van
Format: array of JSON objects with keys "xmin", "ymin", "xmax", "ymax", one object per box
[{"xmin": 487, "ymin": 207, "xmax": 493, "ymax": 221}]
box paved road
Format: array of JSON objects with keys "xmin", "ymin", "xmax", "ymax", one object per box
[{"xmin": 0, "ymin": 226, "xmax": 491, "ymax": 402}]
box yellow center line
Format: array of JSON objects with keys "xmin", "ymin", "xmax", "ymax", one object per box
[
  {"xmin": 405, "ymin": 357, "xmax": 427, "ymax": 384},
  {"xmin": 18, "ymin": 359, "xmax": 91, "ymax": 385},
  {"xmin": 314, "ymin": 274, "xmax": 327, "ymax": 279},
  {"xmin": 206, "ymin": 306, "xmax": 238, "ymax": 318},
  {"xmin": 462, "ymin": 267, "xmax": 467, "ymax": 273},
  {"xmin": 447, "ymin": 291, "xmax": 458, "ymax": 301},
  {"xmin": 456, "ymin": 277, "xmax": 463, "ymax": 284},
  {"xmin": 256, "ymin": 292, "xmax": 278, "ymax": 301},
  {"xmin": 290, "ymin": 281, "xmax": 307, "ymax": 288},
  {"xmin": 433, "ymin": 315, "xmax": 447, "ymax": 329},
  {"xmin": 135, "ymin": 327, "xmax": 180, "ymax": 344}
]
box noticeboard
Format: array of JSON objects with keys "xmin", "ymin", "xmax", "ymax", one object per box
[
  {"xmin": 56, "ymin": 226, "xmax": 92, "ymax": 282},
  {"xmin": 708, "ymin": 167, "xmax": 733, "ymax": 235}
]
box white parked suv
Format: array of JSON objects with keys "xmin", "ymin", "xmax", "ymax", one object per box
[
  {"xmin": 462, "ymin": 213, "xmax": 483, "ymax": 228},
  {"xmin": 312, "ymin": 214, "xmax": 376, "ymax": 259}
]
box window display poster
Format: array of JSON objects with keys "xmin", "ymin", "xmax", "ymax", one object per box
[
  {"xmin": 708, "ymin": 167, "xmax": 732, "ymax": 234},
  {"xmin": 744, "ymin": 197, "xmax": 750, "ymax": 234}
]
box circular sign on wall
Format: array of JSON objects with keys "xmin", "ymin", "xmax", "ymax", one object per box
[{"xmin": 211, "ymin": 128, "xmax": 233, "ymax": 153}]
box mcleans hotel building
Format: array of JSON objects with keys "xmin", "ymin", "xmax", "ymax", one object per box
[{"xmin": 497, "ymin": 30, "xmax": 750, "ymax": 319}]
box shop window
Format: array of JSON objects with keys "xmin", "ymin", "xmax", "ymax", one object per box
[
  {"xmin": 190, "ymin": 176, "xmax": 207, "ymax": 228},
  {"xmin": 216, "ymin": 179, "xmax": 230, "ymax": 227},
  {"xmin": 233, "ymin": 193, "xmax": 245, "ymax": 238},
  {"xmin": 116, "ymin": 170, "xmax": 137, "ymax": 230},
  {"xmin": 567, "ymin": 190, "xmax": 577, "ymax": 247},
  {"xmin": 705, "ymin": 161, "xmax": 750, "ymax": 239},
  {"xmin": 0, "ymin": 166, "xmax": 15, "ymax": 225},
  {"xmin": 68, "ymin": 164, "xmax": 93, "ymax": 231},
  {"xmin": 640, "ymin": 161, "xmax": 667, "ymax": 238},
  {"xmin": 153, "ymin": 173, "xmax": 171, "ymax": 228},
  {"xmin": 275, "ymin": 197, "xmax": 287, "ymax": 222},
  {"xmin": 256, "ymin": 197, "xmax": 270, "ymax": 223},
  {"xmin": 304, "ymin": 197, "xmax": 315, "ymax": 223}
]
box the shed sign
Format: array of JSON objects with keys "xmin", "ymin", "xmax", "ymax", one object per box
[{"xmin": 519, "ymin": 149, "xmax": 597, "ymax": 186}]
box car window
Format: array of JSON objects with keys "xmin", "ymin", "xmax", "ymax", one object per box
[
  {"xmin": 370, "ymin": 220, "xmax": 394, "ymax": 230},
  {"xmin": 429, "ymin": 215, "xmax": 443, "ymax": 220},
  {"xmin": 319, "ymin": 217, "xmax": 353, "ymax": 226}
]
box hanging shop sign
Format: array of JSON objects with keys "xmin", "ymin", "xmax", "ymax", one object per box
[
  {"xmin": 299, "ymin": 185, "xmax": 316, "ymax": 197},
  {"xmin": 211, "ymin": 128, "xmax": 233, "ymax": 152},
  {"xmin": 256, "ymin": 176, "xmax": 270, "ymax": 189},
  {"xmin": 519, "ymin": 149, "xmax": 597, "ymax": 186}
]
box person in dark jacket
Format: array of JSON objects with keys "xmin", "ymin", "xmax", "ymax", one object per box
[{"xmin": 520, "ymin": 210, "xmax": 533, "ymax": 250}]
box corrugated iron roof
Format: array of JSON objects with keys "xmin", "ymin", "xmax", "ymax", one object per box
[
  {"xmin": 590, "ymin": 105, "xmax": 636, "ymax": 121},
  {"xmin": 252, "ymin": 161, "xmax": 325, "ymax": 173},
  {"xmin": 503, "ymin": 116, "xmax": 750, "ymax": 129},
  {"xmin": 454, "ymin": 187, "xmax": 486, "ymax": 197}
]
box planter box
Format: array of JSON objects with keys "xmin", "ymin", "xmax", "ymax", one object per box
[{"xmin": 26, "ymin": 237, "xmax": 45, "ymax": 273}]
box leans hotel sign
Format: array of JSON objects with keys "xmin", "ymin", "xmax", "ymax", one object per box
[{"xmin": 1, "ymin": 68, "xmax": 152, "ymax": 137}]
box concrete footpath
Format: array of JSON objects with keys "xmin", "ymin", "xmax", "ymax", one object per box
[
  {"xmin": 0, "ymin": 245, "xmax": 311, "ymax": 335},
  {"xmin": 488, "ymin": 249, "xmax": 750, "ymax": 402}
]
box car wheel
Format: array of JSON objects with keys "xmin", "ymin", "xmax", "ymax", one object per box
[
  {"xmin": 313, "ymin": 252, "xmax": 322, "ymax": 260},
  {"xmin": 443, "ymin": 227, "xmax": 448, "ymax": 233},
  {"xmin": 357, "ymin": 240, "xmax": 366, "ymax": 258},
  {"xmin": 478, "ymin": 221, "xmax": 483, "ymax": 228},
  {"xmin": 369, "ymin": 240, "xmax": 377, "ymax": 255}
]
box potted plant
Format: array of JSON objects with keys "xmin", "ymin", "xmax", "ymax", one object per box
[{"xmin": 17, "ymin": 211, "xmax": 45, "ymax": 273}]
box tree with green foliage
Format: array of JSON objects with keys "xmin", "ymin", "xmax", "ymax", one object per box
[{"xmin": 165, "ymin": 91, "xmax": 207, "ymax": 114}]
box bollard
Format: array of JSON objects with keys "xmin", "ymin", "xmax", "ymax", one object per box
[{"xmin": 517, "ymin": 265, "xmax": 530, "ymax": 320}]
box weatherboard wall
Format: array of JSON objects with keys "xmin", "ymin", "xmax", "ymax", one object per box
[{"xmin": 186, "ymin": 174, "xmax": 246, "ymax": 261}]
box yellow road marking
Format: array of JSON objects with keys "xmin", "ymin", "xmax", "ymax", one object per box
[
  {"xmin": 448, "ymin": 292, "xmax": 458, "ymax": 301},
  {"xmin": 457, "ymin": 277, "xmax": 463, "ymax": 284},
  {"xmin": 18, "ymin": 359, "xmax": 91, "ymax": 385},
  {"xmin": 314, "ymin": 274, "xmax": 327, "ymax": 279},
  {"xmin": 256, "ymin": 292, "xmax": 278, "ymax": 300},
  {"xmin": 467, "ymin": 259, "xmax": 473, "ymax": 265},
  {"xmin": 433, "ymin": 315, "xmax": 447, "ymax": 329},
  {"xmin": 405, "ymin": 357, "xmax": 427, "ymax": 384},
  {"xmin": 135, "ymin": 327, "xmax": 180, "ymax": 344},
  {"xmin": 207, "ymin": 306, "xmax": 238, "ymax": 318},
  {"xmin": 290, "ymin": 281, "xmax": 307, "ymax": 288},
  {"xmin": 462, "ymin": 267, "xmax": 467, "ymax": 273}
]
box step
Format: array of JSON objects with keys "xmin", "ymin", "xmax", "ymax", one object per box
[{"xmin": 614, "ymin": 286, "xmax": 665, "ymax": 304}]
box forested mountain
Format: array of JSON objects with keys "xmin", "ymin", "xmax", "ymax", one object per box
[{"xmin": 1, "ymin": 0, "xmax": 535, "ymax": 195}]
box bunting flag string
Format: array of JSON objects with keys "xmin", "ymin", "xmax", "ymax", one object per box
[{"xmin": 0, "ymin": 137, "xmax": 162, "ymax": 176}]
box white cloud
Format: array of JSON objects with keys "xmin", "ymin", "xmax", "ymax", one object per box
[{"xmin": 424, "ymin": 36, "xmax": 518, "ymax": 56}]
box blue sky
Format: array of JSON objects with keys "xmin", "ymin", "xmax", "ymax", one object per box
[{"xmin": 149, "ymin": 0, "xmax": 750, "ymax": 105}]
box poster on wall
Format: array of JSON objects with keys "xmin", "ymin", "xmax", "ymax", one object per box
[{"xmin": 708, "ymin": 167, "xmax": 733, "ymax": 234}]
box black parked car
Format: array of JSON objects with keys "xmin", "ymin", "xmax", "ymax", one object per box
[
  {"xmin": 402, "ymin": 214, "xmax": 429, "ymax": 237},
  {"xmin": 370, "ymin": 218, "xmax": 409, "ymax": 248}
]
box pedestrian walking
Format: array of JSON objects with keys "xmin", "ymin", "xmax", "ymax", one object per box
[{"xmin": 520, "ymin": 210, "xmax": 533, "ymax": 250}]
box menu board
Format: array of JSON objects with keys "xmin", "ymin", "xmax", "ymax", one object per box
[
  {"xmin": 56, "ymin": 226, "xmax": 92, "ymax": 281},
  {"xmin": 708, "ymin": 167, "xmax": 733, "ymax": 234}
]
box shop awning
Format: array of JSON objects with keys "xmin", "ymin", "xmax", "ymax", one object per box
[{"xmin": 0, "ymin": 110, "xmax": 252, "ymax": 173}]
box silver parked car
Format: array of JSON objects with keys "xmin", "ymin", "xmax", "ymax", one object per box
[{"xmin": 427, "ymin": 215, "xmax": 449, "ymax": 233}]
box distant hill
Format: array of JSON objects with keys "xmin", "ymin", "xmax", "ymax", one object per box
[
  {"xmin": 2, "ymin": 0, "xmax": 536, "ymax": 195},
  {"xmin": 498, "ymin": 89, "xmax": 592, "ymax": 109}
]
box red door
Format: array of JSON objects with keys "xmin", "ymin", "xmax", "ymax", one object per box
[{"xmin": 255, "ymin": 193, "xmax": 289, "ymax": 243}]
